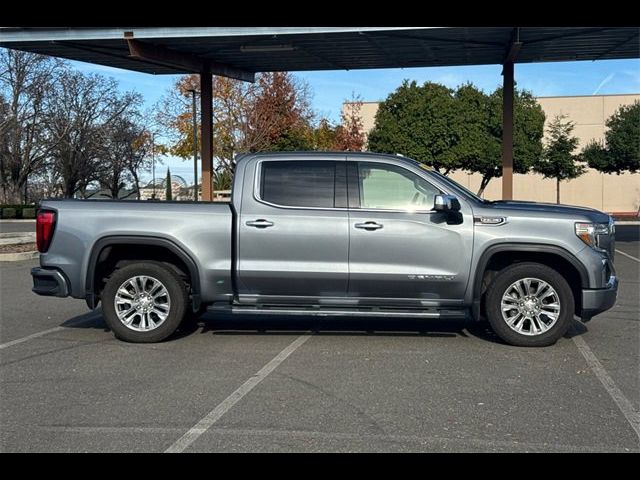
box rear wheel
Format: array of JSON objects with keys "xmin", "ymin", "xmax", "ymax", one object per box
[
  {"xmin": 485, "ymin": 262, "xmax": 574, "ymax": 347},
  {"xmin": 102, "ymin": 262, "xmax": 188, "ymax": 343}
]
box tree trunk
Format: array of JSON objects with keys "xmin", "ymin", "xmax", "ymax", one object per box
[
  {"xmin": 477, "ymin": 176, "xmax": 492, "ymax": 197},
  {"xmin": 3, "ymin": 182, "xmax": 26, "ymax": 204},
  {"xmin": 109, "ymin": 178, "xmax": 120, "ymax": 199},
  {"xmin": 64, "ymin": 177, "xmax": 77, "ymax": 199},
  {"xmin": 130, "ymin": 170, "xmax": 141, "ymax": 200},
  {"xmin": 556, "ymin": 178, "xmax": 560, "ymax": 204}
]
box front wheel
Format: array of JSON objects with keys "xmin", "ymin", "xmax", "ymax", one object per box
[
  {"xmin": 485, "ymin": 262, "xmax": 574, "ymax": 347},
  {"xmin": 102, "ymin": 262, "xmax": 188, "ymax": 343}
]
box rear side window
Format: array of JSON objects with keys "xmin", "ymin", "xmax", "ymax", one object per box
[{"xmin": 260, "ymin": 161, "xmax": 339, "ymax": 208}]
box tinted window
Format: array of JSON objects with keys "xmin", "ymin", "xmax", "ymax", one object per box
[
  {"xmin": 356, "ymin": 162, "xmax": 440, "ymax": 210},
  {"xmin": 260, "ymin": 161, "xmax": 337, "ymax": 208}
]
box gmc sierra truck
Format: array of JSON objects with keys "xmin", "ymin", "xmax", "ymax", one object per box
[{"xmin": 31, "ymin": 152, "xmax": 618, "ymax": 347}]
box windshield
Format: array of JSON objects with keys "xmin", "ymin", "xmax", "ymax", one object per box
[{"xmin": 428, "ymin": 170, "xmax": 489, "ymax": 204}]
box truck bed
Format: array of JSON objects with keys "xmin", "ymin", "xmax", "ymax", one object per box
[{"xmin": 38, "ymin": 199, "xmax": 234, "ymax": 303}]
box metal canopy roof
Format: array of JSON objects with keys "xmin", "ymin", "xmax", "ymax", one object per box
[
  {"xmin": 1, "ymin": 27, "xmax": 638, "ymax": 78},
  {"xmin": 2, "ymin": 26, "xmax": 638, "ymax": 202}
]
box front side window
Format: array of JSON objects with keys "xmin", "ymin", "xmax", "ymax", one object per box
[
  {"xmin": 260, "ymin": 161, "xmax": 336, "ymax": 208},
  {"xmin": 356, "ymin": 162, "xmax": 440, "ymax": 211}
]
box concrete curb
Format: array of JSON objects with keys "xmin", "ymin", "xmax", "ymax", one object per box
[
  {"xmin": 0, "ymin": 251, "xmax": 38, "ymax": 262},
  {"xmin": 0, "ymin": 233, "xmax": 36, "ymax": 246},
  {"xmin": 0, "ymin": 239, "xmax": 35, "ymax": 246},
  {"xmin": 0, "ymin": 232, "xmax": 36, "ymax": 238}
]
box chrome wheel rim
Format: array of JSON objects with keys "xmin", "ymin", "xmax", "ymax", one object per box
[
  {"xmin": 500, "ymin": 277, "xmax": 561, "ymax": 337},
  {"xmin": 114, "ymin": 276, "xmax": 171, "ymax": 332}
]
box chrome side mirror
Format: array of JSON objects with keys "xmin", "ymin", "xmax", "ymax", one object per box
[{"xmin": 434, "ymin": 194, "xmax": 461, "ymax": 213}]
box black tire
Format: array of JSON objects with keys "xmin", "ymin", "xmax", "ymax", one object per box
[
  {"xmin": 485, "ymin": 262, "xmax": 574, "ymax": 347},
  {"xmin": 102, "ymin": 261, "xmax": 188, "ymax": 343}
]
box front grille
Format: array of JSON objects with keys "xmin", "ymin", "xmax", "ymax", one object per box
[{"xmin": 597, "ymin": 219, "xmax": 616, "ymax": 261}]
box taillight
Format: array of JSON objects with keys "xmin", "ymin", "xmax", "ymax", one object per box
[{"xmin": 36, "ymin": 210, "xmax": 56, "ymax": 253}]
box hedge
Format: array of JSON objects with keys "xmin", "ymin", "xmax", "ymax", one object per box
[{"xmin": 0, "ymin": 204, "xmax": 37, "ymax": 219}]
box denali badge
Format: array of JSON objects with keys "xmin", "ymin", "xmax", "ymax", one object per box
[
  {"xmin": 474, "ymin": 216, "xmax": 507, "ymax": 226},
  {"xmin": 408, "ymin": 275, "xmax": 456, "ymax": 281}
]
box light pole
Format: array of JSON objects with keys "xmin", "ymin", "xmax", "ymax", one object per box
[
  {"xmin": 151, "ymin": 132, "xmax": 156, "ymax": 199},
  {"xmin": 188, "ymin": 89, "xmax": 199, "ymax": 201}
]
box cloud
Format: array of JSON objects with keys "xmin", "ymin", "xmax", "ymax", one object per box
[
  {"xmin": 621, "ymin": 69, "xmax": 640, "ymax": 85},
  {"xmin": 592, "ymin": 73, "xmax": 615, "ymax": 95}
]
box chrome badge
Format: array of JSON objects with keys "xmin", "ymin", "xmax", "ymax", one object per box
[{"xmin": 408, "ymin": 274, "xmax": 456, "ymax": 281}]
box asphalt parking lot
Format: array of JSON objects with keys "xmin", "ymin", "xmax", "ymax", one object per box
[{"xmin": 0, "ymin": 226, "xmax": 638, "ymax": 452}]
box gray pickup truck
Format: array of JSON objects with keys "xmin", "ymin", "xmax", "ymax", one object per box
[{"xmin": 31, "ymin": 152, "xmax": 618, "ymax": 347}]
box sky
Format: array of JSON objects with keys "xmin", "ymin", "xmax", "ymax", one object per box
[{"xmin": 70, "ymin": 58, "xmax": 640, "ymax": 185}]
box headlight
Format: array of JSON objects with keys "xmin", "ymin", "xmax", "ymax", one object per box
[{"xmin": 575, "ymin": 222, "xmax": 610, "ymax": 251}]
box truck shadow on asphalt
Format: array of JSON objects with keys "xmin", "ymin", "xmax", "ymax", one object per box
[
  {"xmin": 187, "ymin": 315, "xmax": 589, "ymax": 345},
  {"xmin": 61, "ymin": 310, "xmax": 589, "ymax": 346}
]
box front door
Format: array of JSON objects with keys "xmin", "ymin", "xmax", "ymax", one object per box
[
  {"xmin": 238, "ymin": 158, "xmax": 349, "ymax": 303},
  {"xmin": 347, "ymin": 159, "xmax": 472, "ymax": 305}
]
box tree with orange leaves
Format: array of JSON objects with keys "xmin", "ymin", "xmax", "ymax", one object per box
[
  {"xmin": 334, "ymin": 95, "xmax": 366, "ymax": 152},
  {"xmin": 156, "ymin": 72, "xmax": 314, "ymax": 185}
]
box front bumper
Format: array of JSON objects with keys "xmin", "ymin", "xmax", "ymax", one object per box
[
  {"xmin": 31, "ymin": 267, "xmax": 69, "ymax": 298},
  {"xmin": 581, "ymin": 275, "xmax": 618, "ymax": 321}
]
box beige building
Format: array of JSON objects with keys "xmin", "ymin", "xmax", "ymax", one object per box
[{"xmin": 348, "ymin": 94, "xmax": 640, "ymax": 214}]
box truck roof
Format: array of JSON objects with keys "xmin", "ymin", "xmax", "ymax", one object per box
[{"xmin": 235, "ymin": 151, "xmax": 433, "ymax": 170}]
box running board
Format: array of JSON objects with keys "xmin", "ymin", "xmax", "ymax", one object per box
[{"xmin": 207, "ymin": 305, "xmax": 467, "ymax": 319}]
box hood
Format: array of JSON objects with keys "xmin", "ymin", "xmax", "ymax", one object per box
[{"xmin": 487, "ymin": 200, "xmax": 611, "ymax": 222}]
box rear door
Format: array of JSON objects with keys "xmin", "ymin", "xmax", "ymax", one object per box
[{"xmin": 237, "ymin": 157, "xmax": 349, "ymax": 303}]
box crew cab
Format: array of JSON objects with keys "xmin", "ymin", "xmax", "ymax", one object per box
[{"xmin": 31, "ymin": 152, "xmax": 618, "ymax": 346}]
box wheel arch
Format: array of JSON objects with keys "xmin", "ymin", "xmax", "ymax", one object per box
[
  {"xmin": 85, "ymin": 235, "xmax": 201, "ymax": 311},
  {"xmin": 471, "ymin": 243, "xmax": 589, "ymax": 320}
]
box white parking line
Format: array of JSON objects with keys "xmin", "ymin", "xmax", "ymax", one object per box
[
  {"xmin": 165, "ymin": 333, "xmax": 312, "ymax": 453},
  {"xmin": 616, "ymin": 249, "xmax": 640, "ymax": 263},
  {"xmin": 0, "ymin": 317, "xmax": 96, "ymax": 350},
  {"xmin": 573, "ymin": 336, "xmax": 640, "ymax": 441},
  {"xmin": 0, "ymin": 326, "xmax": 67, "ymax": 350}
]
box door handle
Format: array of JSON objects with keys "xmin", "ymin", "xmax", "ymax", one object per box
[
  {"xmin": 355, "ymin": 221, "xmax": 383, "ymax": 231},
  {"xmin": 246, "ymin": 219, "xmax": 274, "ymax": 228}
]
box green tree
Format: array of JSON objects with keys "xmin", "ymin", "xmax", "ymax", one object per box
[
  {"xmin": 533, "ymin": 115, "xmax": 585, "ymax": 204},
  {"xmin": 367, "ymin": 81, "xmax": 545, "ymax": 194},
  {"xmin": 451, "ymin": 83, "xmax": 498, "ymax": 195},
  {"xmin": 265, "ymin": 126, "xmax": 313, "ymax": 151},
  {"xmin": 368, "ymin": 81, "xmax": 462, "ymax": 174},
  {"xmin": 213, "ymin": 167, "xmax": 233, "ymax": 192},
  {"xmin": 582, "ymin": 101, "xmax": 640, "ymax": 174},
  {"xmin": 165, "ymin": 168, "xmax": 172, "ymax": 201},
  {"xmin": 459, "ymin": 86, "xmax": 545, "ymax": 196},
  {"xmin": 312, "ymin": 118, "xmax": 338, "ymax": 151}
]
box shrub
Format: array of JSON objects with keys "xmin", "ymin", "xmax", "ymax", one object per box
[
  {"xmin": 2, "ymin": 208, "xmax": 17, "ymax": 219},
  {"xmin": 0, "ymin": 204, "xmax": 37, "ymax": 219},
  {"xmin": 22, "ymin": 208, "xmax": 36, "ymax": 219}
]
